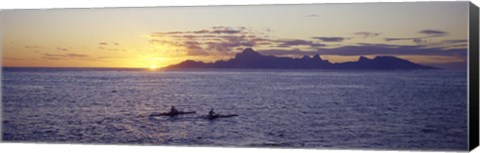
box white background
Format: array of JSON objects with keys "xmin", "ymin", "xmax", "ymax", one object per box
[{"xmin": 0, "ymin": 0, "xmax": 479, "ymax": 153}]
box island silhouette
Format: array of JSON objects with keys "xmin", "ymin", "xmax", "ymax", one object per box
[{"xmin": 165, "ymin": 48, "xmax": 437, "ymax": 70}]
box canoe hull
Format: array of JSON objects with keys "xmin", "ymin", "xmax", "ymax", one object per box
[
  {"xmin": 149, "ymin": 111, "xmax": 196, "ymax": 117},
  {"xmin": 208, "ymin": 114, "xmax": 238, "ymax": 120}
]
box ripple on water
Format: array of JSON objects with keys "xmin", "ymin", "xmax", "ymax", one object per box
[{"xmin": 1, "ymin": 69, "xmax": 468, "ymax": 150}]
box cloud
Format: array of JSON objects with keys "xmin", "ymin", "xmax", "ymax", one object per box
[
  {"xmin": 154, "ymin": 26, "xmax": 247, "ymax": 36},
  {"xmin": 43, "ymin": 53, "xmax": 65, "ymax": 57},
  {"xmin": 42, "ymin": 53, "xmax": 67, "ymax": 60},
  {"xmin": 150, "ymin": 27, "xmax": 463, "ymax": 61},
  {"xmin": 384, "ymin": 30, "xmax": 446, "ymax": 43},
  {"xmin": 56, "ymin": 47, "xmax": 69, "ymax": 51},
  {"xmin": 441, "ymin": 39, "xmax": 467, "ymax": 44},
  {"xmin": 385, "ymin": 38, "xmax": 413, "ymax": 41},
  {"xmin": 67, "ymin": 53, "xmax": 89, "ymax": 58},
  {"xmin": 98, "ymin": 42, "xmax": 126, "ymax": 52},
  {"xmin": 384, "ymin": 30, "xmax": 447, "ymax": 44},
  {"xmin": 42, "ymin": 53, "xmax": 89, "ymax": 60},
  {"xmin": 425, "ymin": 39, "xmax": 468, "ymax": 49},
  {"xmin": 384, "ymin": 37, "xmax": 428, "ymax": 44},
  {"xmin": 275, "ymin": 39, "xmax": 325, "ymax": 48},
  {"xmin": 385, "ymin": 36, "xmax": 467, "ymax": 48},
  {"xmin": 150, "ymin": 26, "xmax": 273, "ymax": 56},
  {"xmin": 418, "ymin": 29, "xmax": 447, "ymax": 36},
  {"xmin": 305, "ymin": 14, "xmax": 319, "ymax": 17},
  {"xmin": 42, "ymin": 57, "xmax": 62, "ymax": 60},
  {"xmin": 204, "ymin": 36, "xmax": 259, "ymax": 53},
  {"xmin": 264, "ymin": 27, "xmax": 272, "ymax": 33},
  {"xmin": 353, "ymin": 32, "xmax": 381, "ymax": 38},
  {"xmin": 312, "ymin": 37, "xmax": 347, "ymax": 42},
  {"xmin": 24, "ymin": 45, "xmax": 41, "ymax": 49},
  {"xmin": 385, "ymin": 30, "xmax": 451, "ymax": 44},
  {"xmin": 4, "ymin": 57, "xmax": 23, "ymax": 61},
  {"xmin": 184, "ymin": 41, "xmax": 209, "ymax": 56},
  {"xmin": 258, "ymin": 43, "xmax": 466, "ymax": 57},
  {"xmin": 210, "ymin": 29, "xmax": 243, "ymax": 35}
]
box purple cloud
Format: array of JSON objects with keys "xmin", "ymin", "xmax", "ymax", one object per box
[
  {"xmin": 386, "ymin": 29, "xmax": 448, "ymax": 43},
  {"xmin": 155, "ymin": 26, "xmax": 247, "ymax": 36},
  {"xmin": 184, "ymin": 41, "xmax": 209, "ymax": 56},
  {"xmin": 258, "ymin": 43, "xmax": 466, "ymax": 57},
  {"xmin": 441, "ymin": 39, "xmax": 467, "ymax": 44},
  {"xmin": 149, "ymin": 27, "xmax": 462, "ymax": 59},
  {"xmin": 275, "ymin": 39, "xmax": 325, "ymax": 48},
  {"xmin": 151, "ymin": 27, "xmax": 273, "ymax": 56},
  {"xmin": 419, "ymin": 29, "xmax": 447, "ymax": 36},
  {"xmin": 385, "ymin": 37, "xmax": 428, "ymax": 44},
  {"xmin": 312, "ymin": 37, "xmax": 347, "ymax": 42}
]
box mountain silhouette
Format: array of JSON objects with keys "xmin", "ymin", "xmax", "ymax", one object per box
[{"xmin": 165, "ymin": 48, "xmax": 437, "ymax": 70}]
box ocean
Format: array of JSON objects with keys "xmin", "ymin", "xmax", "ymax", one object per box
[{"xmin": 1, "ymin": 68, "xmax": 468, "ymax": 150}]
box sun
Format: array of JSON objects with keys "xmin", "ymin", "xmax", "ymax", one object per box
[{"xmin": 149, "ymin": 65, "xmax": 157, "ymax": 70}]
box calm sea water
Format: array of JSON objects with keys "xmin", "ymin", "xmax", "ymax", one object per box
[{"xmin": 1, "ymin": 68, "xmax": 468, "ymax": 150}]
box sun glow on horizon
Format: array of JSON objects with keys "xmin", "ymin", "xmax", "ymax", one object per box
[{"xmin": 149, "ymin": 65, "xmax": 157, "ymax": 70}]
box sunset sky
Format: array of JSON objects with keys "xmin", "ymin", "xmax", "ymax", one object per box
[{"xmin": 1, "ymin": 2, "xmax": 470, "ymax": 69}]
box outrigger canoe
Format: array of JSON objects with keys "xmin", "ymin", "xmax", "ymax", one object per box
[{"xmin": 149, "ymin": 111, "xmax": 196, "ymax": 117}]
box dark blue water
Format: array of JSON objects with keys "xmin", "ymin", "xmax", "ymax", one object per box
[{"xmin": 1, "ymin": 68, "xmax": 468, "ymax": 150}]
